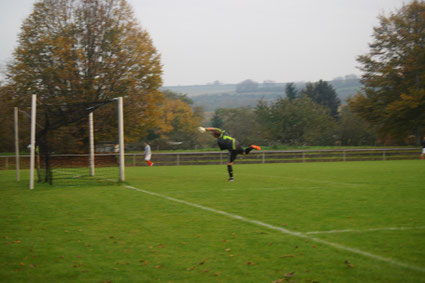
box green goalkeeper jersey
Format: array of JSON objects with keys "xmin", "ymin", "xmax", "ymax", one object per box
[{"xmin": 213, "ymin": 128, "xmax": 238, "ymax": 151}]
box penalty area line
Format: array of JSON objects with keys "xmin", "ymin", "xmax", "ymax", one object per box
[{"xmin": 123, "ymin": 184, "xmax": 425, "ymax": 274}]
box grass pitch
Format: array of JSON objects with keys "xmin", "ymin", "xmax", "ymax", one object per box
[{"xmin": 1, "ymin": 160, "xmax": 425, "ymax": 282}]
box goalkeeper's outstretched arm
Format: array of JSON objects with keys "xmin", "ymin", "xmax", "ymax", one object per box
[
  {"xmin": 205, "ymin": 127, "xmax": 218, "ymax": 131},
  {"xmin": 204, "ymin": 127, "xmax": 224, "ymax": 138},
  {"xmin": 205, "ymin": 127, "xmax": 223, "ymax": 133}
]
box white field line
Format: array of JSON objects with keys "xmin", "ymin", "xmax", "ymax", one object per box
[
  {"xmin": 123, "ymin": 184, "xmax": 425, "ymax": 274},
  {"xmin": 306, "ymin": 226, "xmax": 425, "ymax": 235}
]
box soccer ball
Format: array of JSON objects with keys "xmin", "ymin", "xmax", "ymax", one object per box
[{"xmin": 198, "ymin": 126, "xmax": 206, "ymax": 133}]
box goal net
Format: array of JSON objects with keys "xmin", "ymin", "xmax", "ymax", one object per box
[{"xmin": 29, "ymin": 95, "xmax": 125, "ymax": 188}]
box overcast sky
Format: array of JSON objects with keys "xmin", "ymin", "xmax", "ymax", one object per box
[{"xmin": 0, "ymin": 0, "xmax": 407, "ymax": 86}]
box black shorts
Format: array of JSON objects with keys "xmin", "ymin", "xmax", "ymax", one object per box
[{"xmin": 228, "ymin": 144, "xmax": 244, "ymax": 163}]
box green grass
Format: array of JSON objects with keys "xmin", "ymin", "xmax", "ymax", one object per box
[{"xmin": 1, "ymin": 160, "xmax": 425, "ymax": 282}]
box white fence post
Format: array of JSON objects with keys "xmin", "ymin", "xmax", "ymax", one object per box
[
  {"xmin": 14, "ymin": 107, "xmax": 20, "ymax": 181},
  {"xmin": 89, "ymin": 112, "xmax": 95, "ymax": 176}
]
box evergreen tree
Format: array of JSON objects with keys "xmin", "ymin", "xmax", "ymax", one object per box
[
  {"xmin": 301, "ymin": 80, "xmax": 340, "ymax": 118},
  {"xmin": 285, "ymin": 82, "xmax": 297, "ymax": 100},
  {"xmin": 211, "ymin": 109, "xmax": 224, "ymax": 128}
]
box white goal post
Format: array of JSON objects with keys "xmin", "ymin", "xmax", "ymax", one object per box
[
  {"xmin": 28, "ymin": 95, "xmax": 126, "ymax": 189},
  {"xmin": 117, "ymin": 97, "xmax": 125, "ymax": 182},
  {"xmin": 29, "ymin": 95, "xmax": 37, "ymax": 190}
]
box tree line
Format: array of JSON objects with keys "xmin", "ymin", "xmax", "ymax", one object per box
[
  {"xmin": 0, "ymin": 0, "xmax": 424, "ymax": 152},
  {"xmin": 208, "ymin": 81, "xmax": 375, "ymax": 148},
  {"xmin": 188, "ymin": 77, "xmax": 362, "ymax": 112}
]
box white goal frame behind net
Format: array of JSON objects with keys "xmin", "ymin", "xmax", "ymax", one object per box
[{"xmin": 28, "ymin": 94, "xmax": 125, "ymax": 189}]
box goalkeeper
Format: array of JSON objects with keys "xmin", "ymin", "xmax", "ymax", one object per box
[{"xmin": 202, "ymin": 127, "xmax": 261, "ymax": 181}]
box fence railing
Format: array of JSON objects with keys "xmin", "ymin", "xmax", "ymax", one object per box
[
  {"xmin": 128, "ymin": 148, "xmax": 420, "ymax": 166},
  {"xmin": 0, "ymin": 148, "xmax": 420, "ymax": 170}
]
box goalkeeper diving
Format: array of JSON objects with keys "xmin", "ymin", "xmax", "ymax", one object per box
[{"xmin": 199, "ymin": 127, "xmax": 261, "ymax": 181}]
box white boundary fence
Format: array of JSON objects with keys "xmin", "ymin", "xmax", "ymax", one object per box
[
  {"xmin": 2, "ymin": 148, "xmax": 418, "ymax": 170},
  {"xmin": 125, "ymin": 148, "xmax": 420, "ymax": 166}
]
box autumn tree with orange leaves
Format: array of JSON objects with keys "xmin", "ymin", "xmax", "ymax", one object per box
[
  {"xmin": 2, "ymin": 0, "xmax": 163, "ymax": 147},
  {"xmin": 349, "ymin": 1, "xmax": 425, "ymax": 144}
]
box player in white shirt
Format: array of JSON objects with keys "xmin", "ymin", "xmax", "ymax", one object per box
[{"xmin": 144, "ymin": 142, "xmax": 153, "ymax": 166}]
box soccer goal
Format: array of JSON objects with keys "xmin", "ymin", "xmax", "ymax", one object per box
[{"xmin": 28, "ymin": 95, "xmax": 125, "ymax": 189}]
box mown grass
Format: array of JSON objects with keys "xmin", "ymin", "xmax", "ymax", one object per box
[{"xmin": 1, "ymin": 160, "xmax": 424, "ymax": 282}]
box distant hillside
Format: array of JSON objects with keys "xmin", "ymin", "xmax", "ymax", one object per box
[
  {"xmin": 163, "ymin": 78, "xmax": 362, "ymax": 112},
  {"xmin": 161, "ymin": 83, "xmax": 238, "ymax": 96}
]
